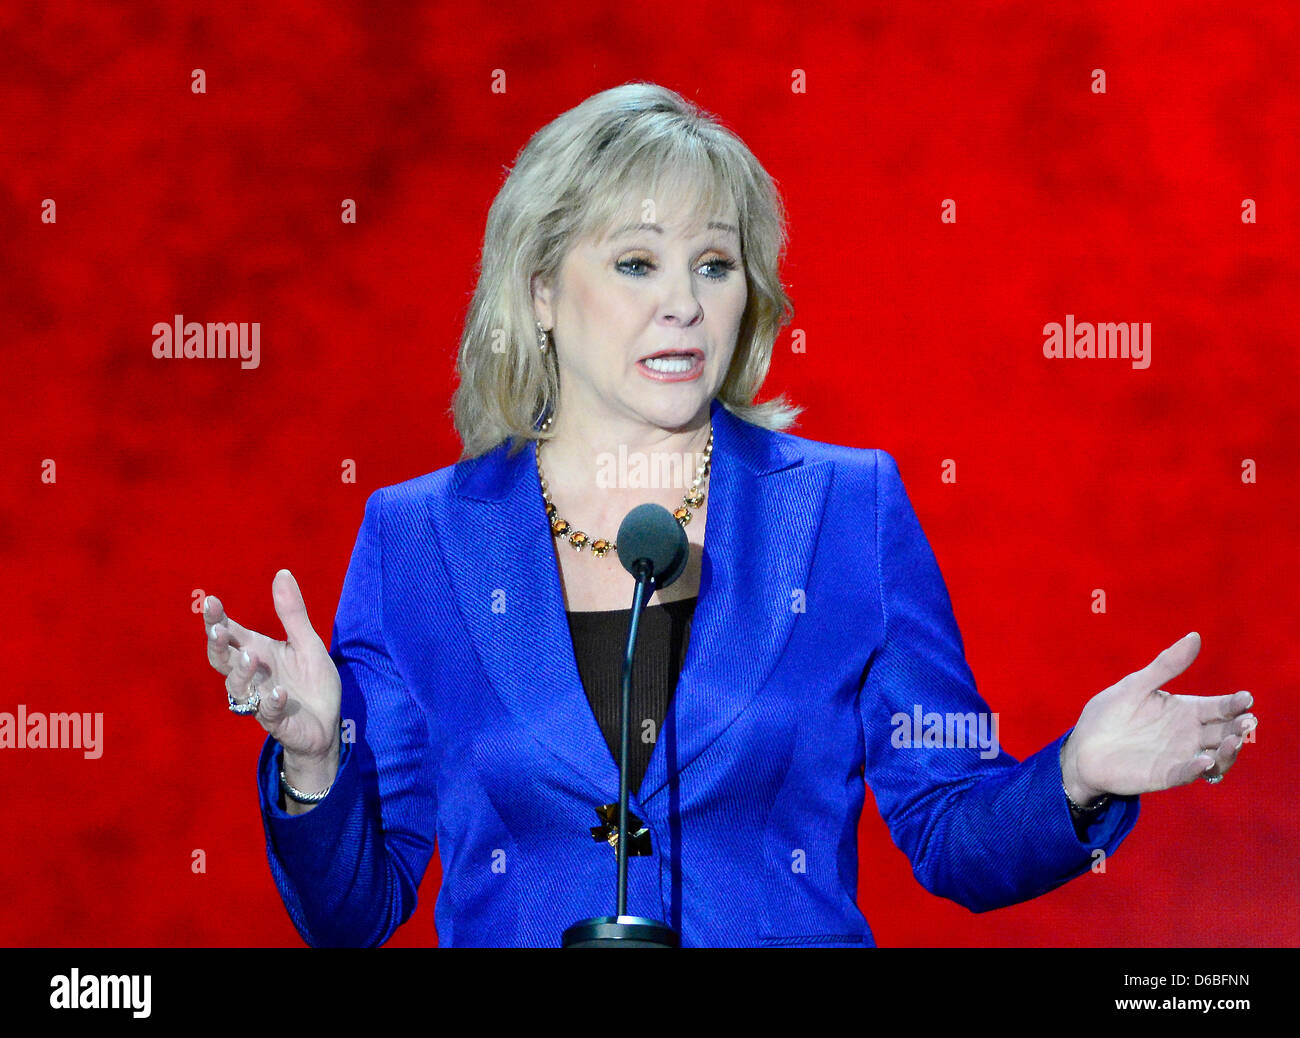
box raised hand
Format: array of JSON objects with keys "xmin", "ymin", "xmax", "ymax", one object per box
[
  {"xmin": 1061, "ymin": 632, "xmax": 1256, "ymax": 803},
  {"xmin": 203, "ymin": 569, "xmax": 343, "ymax": 781}
]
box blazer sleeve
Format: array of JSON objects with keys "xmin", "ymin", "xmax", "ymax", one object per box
[
  {"xmin": 859, "ymin": 450, "xmax": 1140, "ymax": 913},
  {"xmin": 254, "ymin": 488, "xmax": 439, "ymax": 946}
]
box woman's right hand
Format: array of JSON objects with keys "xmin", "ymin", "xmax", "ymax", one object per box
[{"xmin": 203, "ymin": 569, "xmax": 343, "ymax": 773}]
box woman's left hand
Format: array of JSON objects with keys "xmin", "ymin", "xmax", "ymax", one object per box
[{"xmin": 1061, "ymin": 632, "xmax": 1256, "ymax": 804}]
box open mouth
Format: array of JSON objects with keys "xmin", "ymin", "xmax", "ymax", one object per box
[{"xmin": 637, "ymin": 350, "xmax": 704, "ymax": 380}]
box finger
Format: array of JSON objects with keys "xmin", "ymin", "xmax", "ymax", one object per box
[
  {"xmin": 214, "ymin": 614, "xmax": 260, "ymax": 650},
  {"xmin": 1169, "ymin": 750, "xmax": 1217, "ymax": 788},
  {"xmin": 225, "ymin": 646, "xmax": 271, "ymax": 701},
  {"xmin": 254, "ymin": 684, "xmax": 290, "ymax": 728},
  {"xmin": 207, "ymin": 613, "xmax": 264, "ymax": 671},
  {"xmin": 1196, "ymin": 690, "xmax": 1254, "ymax": 723},
  {"xmin": 1134, "ymin": 631, "xmax": 1201, "ymax": 692},
  {"xmin": 272, "ymin": 569, "xmax": 319, "ymax": 651},
  {"xmin": 223, "ymin": 646, "xmax": 255, "ymax": 699},
  {"xmin": 202, "ymin": 595, "xmax": 227, "ymax": 626},
  {"xmin": 1203, "ymin": 735, "xmax": 1243, "ymax": 781},
  {"xmin": 206, "ymin": 621, "xmax": 239, "ymax": 674},
  {"xmin": 1198, "ymin": 716, "xmax": 1253, "ymax": 748}
]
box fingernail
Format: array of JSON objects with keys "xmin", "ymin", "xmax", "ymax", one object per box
[
  {"xmin": 1244, "ymin": 693, "xmax": 1254, "ymax": 709},
  {"xmin": 241, "ymin": 650, "xmax": 250, "ymax": 667},
  {"xmin": 204, "ymin": 596, "xmax": 213, "ymax": 610},
  {"xmin": 271, "ymin": 687, "xmax": 281, "ymax": 702}
]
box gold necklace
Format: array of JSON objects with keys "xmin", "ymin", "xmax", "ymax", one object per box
[{"xmin": 535, "ymin": 417, "xmax": 713, "ymax": 558}]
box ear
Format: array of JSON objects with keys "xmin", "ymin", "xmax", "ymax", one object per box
[{"xmin": 530, "ymin": 272, "xmax": 554, "ymax": 329}]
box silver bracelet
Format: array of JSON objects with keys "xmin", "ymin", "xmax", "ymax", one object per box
[
  {"xmin": 1063, "ymin": 779, "xmax": 1110, "ymax": 815},
  {"xmin": 280, "ymin": 759, "xmax": 335, "ymax": 804},
  {"xmin": 281, "ymin": 769, "xmax": 332, "ymax": 804},
  {"xmin": 279, "ymin": 725, "xmax": 345, "ymax": 805}
]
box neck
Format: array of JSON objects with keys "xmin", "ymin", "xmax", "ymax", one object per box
[{"xmin": 537, "ymin": 405, "xmax": 713, "ymax": 515}]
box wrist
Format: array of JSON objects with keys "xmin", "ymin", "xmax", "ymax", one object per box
[
  {"xmin": 282, "ymin": 739, "xmax": 340, "ymax": 790},
  {"xmin": 1060, "ymin": 735, "xmax": 1105, "ymax": 807}
]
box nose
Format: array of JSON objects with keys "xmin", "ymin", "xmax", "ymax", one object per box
[{"xmin": 658, "ymin": 267, "xmax": 705, "ymax": 327}]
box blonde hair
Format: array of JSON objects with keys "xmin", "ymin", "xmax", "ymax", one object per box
[{"xmin": 449, "ymin": 81, "xmax": 802, "ymax": 460}]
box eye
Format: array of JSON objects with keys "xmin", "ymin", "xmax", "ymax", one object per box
[
  {"xmin": 699, "ymin": 257, "xmax": 739, "ymax": 280},
  {"xmin": 615, "ymin": 257, "xmax": 653, "ymax": 277},
  {"xmin": 614, "ymin": 256, "xmax": 740, "ymax": 279}
]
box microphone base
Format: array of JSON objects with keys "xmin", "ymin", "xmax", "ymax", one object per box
[{"xmin": 562, "ymin": 915, "xmax": 679, "ymax": 948}]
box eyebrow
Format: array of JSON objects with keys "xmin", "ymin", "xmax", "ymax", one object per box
[{"xmin": 607, "ymin": 220, "xmax": 739, "ymax": 240}]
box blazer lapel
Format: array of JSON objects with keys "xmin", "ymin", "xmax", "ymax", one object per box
[
  {"xmin": 637, "ymin": 399, "xmax": 832, "ymax": 803},
  {"xmin": 428, "ymin": 429, "xmax": 613, "ymax": 797},
  {"xmin": 428, "ymin": 397, "xmax": 834, "ymax": 807}
]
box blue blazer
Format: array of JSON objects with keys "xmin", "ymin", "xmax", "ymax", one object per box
[{"xmin": 256, "ymin": 397, "xmax": 1140, "ymax": 947}]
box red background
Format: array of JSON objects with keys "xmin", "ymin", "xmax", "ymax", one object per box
[{"xmin": 1, "ymin": 0, "xmax": 1295, "ymax": 947}]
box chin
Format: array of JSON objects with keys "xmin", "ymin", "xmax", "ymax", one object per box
[
  {"xmin": 617, "ymin": 373, "xmax": 717, "ymax": 428},
  {"xmin": 642, "ymin": 397, "xmax": 710, "ymax": 431}
]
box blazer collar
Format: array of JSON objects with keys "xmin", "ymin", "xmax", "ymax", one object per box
[{"xmin": 428, "ymin": 397, "xmax": 833, "ymax": 807}]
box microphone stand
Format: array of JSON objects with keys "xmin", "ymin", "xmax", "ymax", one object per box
[{"xmin": 562, "ymin": 559, "xmax": 679, "ymax": 947}]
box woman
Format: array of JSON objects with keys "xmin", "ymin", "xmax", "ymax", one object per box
[{"xmin": 201, "ymin": 83, "xmax": 1256, "ymax": 948}]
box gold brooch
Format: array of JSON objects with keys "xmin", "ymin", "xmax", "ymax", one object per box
[{"xmin": 589, "ymin": 803, "xmax": 652, "ymax": 856}]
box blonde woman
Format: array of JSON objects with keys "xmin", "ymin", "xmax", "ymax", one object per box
[{"xmin": 202, "ymin": 82, "xmax": 1255, "ymax": 947}]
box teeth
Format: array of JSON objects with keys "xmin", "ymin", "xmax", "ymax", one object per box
[{"xmin": 642, "ymin": 355, "xmax": 696, "ymax": 373}]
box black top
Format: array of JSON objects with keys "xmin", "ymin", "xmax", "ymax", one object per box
[{"xmin": 565, "ymin": 596, "xmax": 698, "ymax": 794}]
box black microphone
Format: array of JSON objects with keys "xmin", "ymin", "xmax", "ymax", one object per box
[
  {"xmin": 561, "ymin": 504, "xmax": 687, "ymax": 948},
  {"xmin": 616, "ymin": 501, "xmax": 690, "ymax": 589}
]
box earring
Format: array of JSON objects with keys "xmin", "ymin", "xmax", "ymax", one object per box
[{"xmin": 535, "ymin": 321, "xmax": 550, "ymax": 353}]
